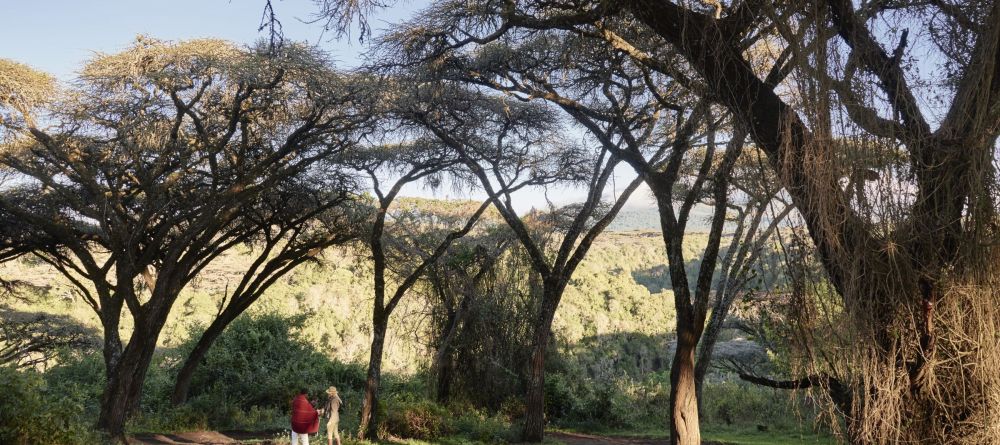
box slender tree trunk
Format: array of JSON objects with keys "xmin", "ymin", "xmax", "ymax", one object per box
[
  {"xmin": 432, "ymin": 299, "xmax": 459, "ymax": 404},
  {"xmin": 170, "ymin": 311, "xmax": 236, "ymax": 405},
  {"xmin": 670, "ymin": 328, "xmax": 701, "ymax": 445},
  {"xmin": 521, "ymin": 283, "xmax": 560, "ymax": 443},
  {"xmin": 435, "ymin": 347, "xmax": 453, "ymax": 404},
  {"xmin": 358, "ymin": 314, "xmax": 388, "ymax": 440},
  {"xmin": 693, "ymin": 298, "xmax": 728, "ymax": 416},
  {"xmin": 521, "ymin": 327, "xmax": 549, "ymax": 443},
  {"xmin": 692, "ymin": 337, "xmax": 713, "ymax": 416},
  {"xmin": 651, "ymin": 193, "xmax": 704, "ymax": 445}
]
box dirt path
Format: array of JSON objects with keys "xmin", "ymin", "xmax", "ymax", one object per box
[
  {"xmin": 547, "ymin": 431, "xmax": 725, "ymax": 445},
  {"xmin": 130, "ymin": 430, "xmax": 725, "ymax": 445},
  {"xmin": 129, "ymin": 430, "xmax": 283, "ymax": 444}
]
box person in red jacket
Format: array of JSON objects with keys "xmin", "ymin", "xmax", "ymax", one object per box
[{"xmin": 290, "ymin": 388, "xmax": 319, "ymax": 445}]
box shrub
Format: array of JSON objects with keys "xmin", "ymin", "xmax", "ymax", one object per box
[
  {"xmin": 543, "ymin": 372, "xmax": 586, "ymax": 420},
  {"xmin": 171, "ymin": 311, "xmax": 370, "ymax": 430},
  {"xmin": 382, "ymin": 399, "xmax": 453, "ymax": 439},
  {"xmin": 180, "ymin": 312, "xmax": 327, "ymax": 409},
  {"xmin": 701, "ymin": 379, "xmax": 799, "ymax": 429},
  {"xmin": 0, "ymin": 366, "xmax": 99, "ymax": 445},
  {"xmin": 451, "ymin": 408, "xmax": 517, "ymax": 444}
]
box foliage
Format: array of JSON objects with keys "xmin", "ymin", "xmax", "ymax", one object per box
[
  {"xmin": 162, "ymin": 311, "xmax": 367, "ymax": 430},
  {"xmin": 0, "ymin": 58, "xmax": 54, "ymax": 132},
  {"xmin": 448, "ymin": 407, "xmax": 518, "ymax": 444},
  {"xmin": 0, "ymin": 35, "xmax": 372, "ymax": 434},
  {"xmin": 700, "ymin": 381, "xmax": 804, "ymax": 430},
  {"xmin": 382, "ymin": 399, "xmax": 453, "ymax": 439},
  {"xmin": 0, "ymin": 297, "xmax": 814, "ymax": 443},
  {"xmin": 2, "ymin": 224, "xmax": 806, "ymax": 440},
  {"xmin": 0, "ymin": 366, "xmax": 100, "ymax": 445},
  {"xmin": 430, "ymin": 241, "xmax": 537, "ymax": 409}
]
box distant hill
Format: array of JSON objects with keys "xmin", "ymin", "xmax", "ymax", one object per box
[{"xmin": 0, "ymin": 231, "xmax": 723, "ymax": 376}]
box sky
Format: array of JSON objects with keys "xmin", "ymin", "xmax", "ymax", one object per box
[
  {"xmin": 1, "ymin": 0, "xmax": 659, "ymax": 214},
  {"xmin": 1, "ymin": 0, "xmax": 402, "ymax": 77}
]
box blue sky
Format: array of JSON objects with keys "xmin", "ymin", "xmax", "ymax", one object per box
[
  {"xmin": 1, "ymin": 0, "xmax": 656, "ymax": 213},
  {"xmin": 0, "ymin": 0, "xmax": 417, "ymax": 78}
]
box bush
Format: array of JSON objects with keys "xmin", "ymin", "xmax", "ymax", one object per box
[
  {"xmin": 171, "ymin": 311, "xmax": 370, "ymax": 430},
  {"xmin": 450, "ymin": 408, "xmax": 517, "ymax": 444},
  {"xmin": 0, "ymin": 366, "xmax": 100, "ymax": 445},
  {"xmin": 701, "ymin": 379, "xmax": 799, "ymax": 429},
  {"xmin": 542, "ymin": 369, "xmax": 668, "ymax": 431},
  {"xmin": 14, "ymin": 310, "xmax": 376, "ymax": 435},
  {"xmin": 382, "ymin": 399, "xmax": 453, "ymax": 439},
  {"xmin": 597, "ymin": 374, "xmax": 667, "ymax": 428}
]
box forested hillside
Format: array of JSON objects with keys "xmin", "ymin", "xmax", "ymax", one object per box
[
  {"xmin": 1, "ymin": 228, "xmax": 699, "ymax": 375},
  {"xmin": 7, "ymin": 224, "xmax": 808, "ymax": 442}
]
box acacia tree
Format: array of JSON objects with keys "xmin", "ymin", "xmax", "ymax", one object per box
[
  {"xmin": 0, "ymin": 39, "xmax": 369, "ymax": 439},
  {"xmin": 324, "ymin": 0, "xmax": 1000, "ymax": 442},
  {"xmin": 419, "ymin": 215, "xmax": 513, "ymax": 403},
  {"xmin": 345, "ymin": 91, "xmax": 563, "ymax": 437},
  {"xmin": 375, "ymin": 23, "xmax": 693, "ymax": 441},
  {"xmin": 388, "ymin": 73, "xmax": 645, "ymax": 438},
  {"xmin": 375, "ymin": 14, "xmax": 801, "ymax": 441}
]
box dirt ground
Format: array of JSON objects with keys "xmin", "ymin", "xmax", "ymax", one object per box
[
  {"xmin": 548, "ymin": 431, "xmax": 725, "ymax": 445},
  {"xmin": 130, "ymin": 430, "xmax": 724, "ymax": 445},
  {"xmin": 129, "ymin": 430, "xmax": 285, "ymax": 444}
]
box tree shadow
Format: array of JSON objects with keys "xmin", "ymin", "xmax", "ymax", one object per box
[
  {"xmin": 0, "ymin": 306, "xmax": 100, "ymax": 368},
  {"xmin": 558, "ymin": 330, "xmax": 768, "ymax": 381},
  {"xmin": 630, "ymin": 257, "xmax": 706, "ymax": 294}
]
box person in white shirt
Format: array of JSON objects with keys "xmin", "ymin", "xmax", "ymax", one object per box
[{"xmin": 320, "ymin": 386, "xmax": 344, "ymax": 445}]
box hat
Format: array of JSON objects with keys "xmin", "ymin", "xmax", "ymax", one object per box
[{"xmin": 326, "ymin": 386, "xmax": 338, "ymax": 396}]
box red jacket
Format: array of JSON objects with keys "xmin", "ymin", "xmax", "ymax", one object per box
[{"xmin": 290, "ymin": 394, "xmax": 319, "ymax": 434}]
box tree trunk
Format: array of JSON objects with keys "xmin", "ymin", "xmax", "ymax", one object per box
[
  {"xmin": 435, "ymin": 346, "xmax": 453, "ymax": 404},
  {"xmin": 98, "ymin": 298, "xmax": 124, "ymax": 380},
  {"xmin": 650, "ymin": 193, "xmax": 708, "ymax": 445},
  {"xmin": 170, "ymin": 311, "xmax": 235, "ymax": 405},
  {"xmin": 432, "ymin": 298, "xmax": 459, "ymax": 404},
  {"xmin": 96, "ymin": 326, "xmax": 159, "ymax": 442},
  {"xmin": 521, "ymin": 327, "xmax": 549, "ymax": 443},
  {"xmin": 692, "ymin": 340, "xmax": 712, "ymax": 416},
  {"xmin": 358, "ymin": 315, "xmax": 388, "ymax": 440},
  {"xmin": 521, "ymin": 285, "xmax": 560, "ymax": 443},
  {"xmin": 432, "ymin": 305, "xmax": 457, "ymax": 404},
  {"xmin": 693, "ymin": 300, "xmax": 727, "ymax": 416},
  {"xmin": 670, "ymin": 330, "xmax": 701, "ymax": 445}
]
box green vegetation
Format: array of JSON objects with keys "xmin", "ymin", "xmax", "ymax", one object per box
[
  {"xmin": 702, "ymin": 427, "xmax": 836, "ymax": 445},
  {"xmin": 0, "ymin": 366, "xmax": 101, "ymax": 445},
  {"xmin": 0, "ymin": 230, "xmax": 828, "ymax": 444}
]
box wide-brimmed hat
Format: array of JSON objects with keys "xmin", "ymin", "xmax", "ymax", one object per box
[{"xmin": 326, "ymin": 386, "xmax": 338, "ymax": 396}]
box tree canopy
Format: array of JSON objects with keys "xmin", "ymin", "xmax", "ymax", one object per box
[{"xmin": 0, "ymin": 37, "xmax": 372, "ymax": 437}]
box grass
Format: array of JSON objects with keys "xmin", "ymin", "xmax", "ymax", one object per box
[
  {"xmin": 396, "ymin": 437, "xmax": 563, "ymax": 445},
  {"xmin": 547, "ymin": 424, "xmax": 838, "ymax": 445},
  {"xmin": 127, "ymin": 423, "xmax": 837, "ymax": 445},
  {"xmin": 702, "ymin": 426, "xmax": 837, "ymax": 445}
]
